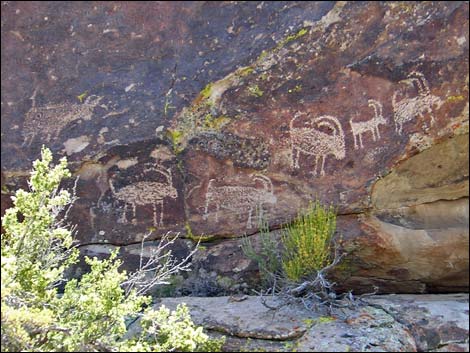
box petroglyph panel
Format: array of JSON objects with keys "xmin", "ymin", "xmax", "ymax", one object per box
[
  {"xmin": 203, "ymin": 174, "xmax": 277, "ymax": 229},
  {"xmin": 109, "ymin": 164, "xmax": 178, "ymax": 227},
  {"xmin": 350, "ymin": 100, "xmax": 387, "ymax": 149},
  {"xmin": 2, "ymin": 1, "xmax": 467, "ymax": 294},
  {"xmin": 290, "ymin": 114, "xmax": 346, "ymax": 176},
  {"xmin": 392, "ymin": 71, "xmax": 444, "ymax": 135},
  {"xmin": 22, "ymin": 93, "xmax": 105, "ymax": 146}
]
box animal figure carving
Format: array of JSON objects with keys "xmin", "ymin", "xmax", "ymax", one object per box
[
  {"xmin": 109, "ymin": 165, "xmax": 177, "ymax": 227},
  {"xmin": 392, "ymin": 71, "xmax": 443, "ymax": 135},
  {"xmin": 22, "ymin": 94, "xmax": 103, "ymax": 146},
  {"xmin": 290, "ymin": 114, "xmax": 346, "ymax": 176},
  {"xmin": 349, "ymin": 99, "xmax": 386, "ymax": 149},
  {"xmin": 203, "ymin": 174, "xmax": 276, "ymax": 229}
]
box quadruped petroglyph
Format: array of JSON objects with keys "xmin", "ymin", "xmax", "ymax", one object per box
[
  {"xmin": 290, "ymin": 114, "xmax": 346, "ymax": 176},
  {"xmin": 203, "ymin": 174, "xmax": 276, "ymax": 229},
  {"xmin": 109, "ymin": 164, "xmax": 177, "ymax": 227},
  {"xmin": 22, "ymin": 91, "xmax": 104, "ymax": 146},
  {"xmin": 350, "ymin": 99, "xmax": 386, "ymax": 149},
  {"xmin": 392, "ymin": 71, "xmax": 443, "ymax": 135}
]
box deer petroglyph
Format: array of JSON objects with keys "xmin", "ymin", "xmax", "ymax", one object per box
[
  {"xmin": 349, "ymin": 99, "xmax": 386, "ymax": 149},
  {"xmin": 109, "ymin": 164, "xmax": 177, "ymax": 227},
  {"xmin": 290, "ymin": 114, "xmax": 346, "ymax": 176},
  {"xmin": 203, "ymin": 174, "xmax": 276, "ymax": 229},
  {"xmin": 392, "ymin": 71, "xmax": 443, "ymax": 135}
]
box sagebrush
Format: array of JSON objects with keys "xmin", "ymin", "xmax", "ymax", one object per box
[{"xmin": 1, "ymin": 146, "xmax": 223, "ymax": 352}]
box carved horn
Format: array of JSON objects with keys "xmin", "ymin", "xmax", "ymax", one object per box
[
  {"xmin": 253, "ymin": 174, "xmax": 273, "ymax": 194},
  {"xmin": 156, "ymin": 165, "xmax": 172, "ymax": 183},
  {"xmin": 315, "ymin": 115, "xmax": 344, "ymax": 138},
  {"xmin": 368, "ymin": 99, "xmax": 383, "ymax": 118}
]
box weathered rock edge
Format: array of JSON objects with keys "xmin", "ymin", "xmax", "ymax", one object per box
[{"xmin": 125, "ymin": 294, "xmax": 469, "ymax": 352}]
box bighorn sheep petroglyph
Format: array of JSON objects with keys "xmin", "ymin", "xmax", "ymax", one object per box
[
  {"xmin": 349, "ymin": 99, "xmax": 386, "ymax": 149},
  {"xmin": 23, "ymin": 90, "xmax": 103, "ymax": 147},
  {"xmin": 109, "ymin": 165, "xmax": 177, "ymax": 226},
  {"xmin": 392, "ymin": 71, "xmax": 443, "ymax": 135},
  {"xmin": 203, "ymin": 174, "xmax": 276, "ymax": 229},
  {"xmin": 290, "ymin": 114, "xmax": 346, "ymax": 176}
]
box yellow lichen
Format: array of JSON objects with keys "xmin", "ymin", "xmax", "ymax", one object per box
[
  {"xmin": 166, "ymin": 129, "xmax": 184, "ymax": 154},
  {"xmin": 200, "ymin": 83, "xmax": 214, "ymax": 100},
  {"xmin": 248, "ymin": 84, "xmax": 264, "ymax": 97},
  {"xmin": 277, "ymin": 27, "xmax": 309, "ymax": 49},
  {"xmin": 77, "ymin": 91, "xmax": 88, "ymax": 103},
  {"xmin": 447, "ymin": 95, "xmax": 465, "ymax": 103},
  {"xmin": 204, "ymin": 114, "xmax": 230, "ymax": 129},
  {"xmin": 184, "ymin": 223, "xmax": 216, "ymax": 243},
  {"xmin": 237, "ymin": 66, "xmax": 254, "ymax": 77}
]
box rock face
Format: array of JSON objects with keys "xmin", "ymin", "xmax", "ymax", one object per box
[
  {"xmin": 1, "ymin": 2, "xmax": 468, "ymax": 293},
  {"xmin": 126, "ymin": 294, "xmax": 469, "ymax": 352}
]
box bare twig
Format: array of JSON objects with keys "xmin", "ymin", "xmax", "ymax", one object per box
[{"xmin": 122, "ymin": 232, "xmax": 200, "ymax": 297}]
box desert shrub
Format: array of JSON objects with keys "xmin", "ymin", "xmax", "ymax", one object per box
[
  {"xmin": 241, "ymin": 201, "xmax": 345, "ymax": 313},
  {"xmin": 124, "ymin": 304, "xmax": 223, "ymax": 352},
  {"xmin": 1, "ymin": 146, "xmax": 223, "ymax": 352},
  {"xmin": 281, "ymin": 201, "xmax": 336, "ymax": 282},
  {"xmin": 243, "ymin": 201, "xmax": 337, "ymax": 286},
  {"xmin": 241, "ymin": 216, "xmax": 282, "ymax": 289}
]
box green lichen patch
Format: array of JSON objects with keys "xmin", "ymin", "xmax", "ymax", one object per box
[
  {"xmin": 446, "ymin": 95, "xmax": 465, "ymax": 103},
  {"xmin": 169, "ymin": 24, "xmax": 312, "ymax": 153},
  {"xmin": 200, "ymin": 83, "xmax": 214, "ymax": 100},
  {"xmin": 247, "ymin": 84, "xmax": 264, "ymax": 97},
  {"xmin": 316, "ymin": 316, "xmax": 336, "ymax": 324},
  {"xmin": 238, "ymin": 66, "xmax": 255, "ymax": 77},
  {"xmin": 203, "ymin": 114, "xmax": 231, "ymax": 130},
  {"xmin": 276, "ymin": 27, "xmax": 309, "ymax": 50},
  {"xmin": 77, "ymin": 91, "xmax": 88, "ymax": 103},
  {"xmin": 166, "ymin": 129, "xmax": 184, "ymax": 154},
  {"xmin": 184, "ymin": 222, "xmax": 217, "ymax": 243}
]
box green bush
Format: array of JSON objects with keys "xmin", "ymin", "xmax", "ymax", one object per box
[
  {"xmin": 242, "ymin": 201, "xmax": 337, "ymax": 287},
  {"xmin": 281, "ymin": 201, "xmax": 336, "ymax": 282},
  {"xmin": 1, "ymin": 146, "xmax": 223, "ymax": 352},
  {"xmin": 241, "ymin": 216, "xmax": 282, "ymax": 288}
]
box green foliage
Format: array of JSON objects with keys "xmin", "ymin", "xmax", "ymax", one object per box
[
  {"xmin": 124, "ymin": 304, "xmax": 224, "ymax": 352},
  {"xmin": 242, "ymin": 201, "xmax": 337, "ymax": 287},
  {"xmin": 1, "ymin": 146, "xmax": 77, "ymax": 305},
  {"xmin": 1, "ymin": 146, "xmax": 223, "ymax": 352},
  {"xmin": 54, "ymin": 250, "xmax": 150, "ymax": 351},
  {"xmin": 241, "ymin": 217, "xmax": 282, "ymax": 288},
  {"xmin": 282, "ymin": 201, "xmax": 336, "ymax": 282}
]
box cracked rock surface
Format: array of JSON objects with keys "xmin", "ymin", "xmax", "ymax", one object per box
[
  {"xmin": 1, "ymin": 1, "xmax": 468, "ymax": 294},
  {"xmin": 126, "ymin": 294, "xmax": 469, "ymax": 352}
]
